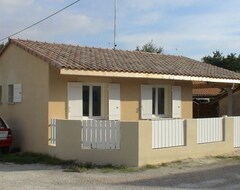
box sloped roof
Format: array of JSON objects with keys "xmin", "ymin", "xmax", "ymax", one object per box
[
  {"xmin": 2, "ymin": 38, "xmax": 240, "ymax": 82},
  {"xmin": 193, "ymin": 88, "xmax": 224, "ymax": 97}
]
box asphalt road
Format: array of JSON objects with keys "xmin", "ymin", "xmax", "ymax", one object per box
[{"xmin": 0, "ymin": 158, "xmax": 240, "ymax": 190}]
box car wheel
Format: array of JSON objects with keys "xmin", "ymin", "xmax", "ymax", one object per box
[{"xmin": 1, "ymin": 146, "xmax": 10, "ymax": 154}]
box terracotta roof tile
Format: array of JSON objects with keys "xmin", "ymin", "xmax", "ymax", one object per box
[
  {"xmin": 5, "ymin": 38, "xmax": 240, "ymax": 80},
  {"xmin": 193, "ymin": 88, "xmax": 224, "ymax": 97}
]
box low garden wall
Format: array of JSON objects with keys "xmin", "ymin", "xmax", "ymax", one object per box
[{"xmin": 48, "ymin": 117, "xmax": 238, "ymax": 167}]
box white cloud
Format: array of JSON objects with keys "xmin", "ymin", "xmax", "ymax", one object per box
[
  {"xmin": 118, "ymin": 29, "xmax": 240, "ymax": 60},
  {"xmin": 125, "ymin": 0, "xmax": 195, "ymax": 11},
  {"xmin": 54, "ymin": 13, "xmax": 105, "ymax": 35},
  {"xmin": 134, "ymin": 12, "xmax": 164, "ymax": 25},
  {"xmin": 8, "ymin": 12, "xmax": 107, "ymax": 44},
  {"xmin": 1, "ymin": 0, "xmax": 240, "ymax": 60},
  {"xmin": 117, "ymin": 0, "xmax": 240, "ymax": 60},
  {"xmin": 0, "ymin": 0, "xmax": 34, "ymax": 14},
  {"xmin": 0, "ymin": 1, "xmax": 108, "ymax": 43}
]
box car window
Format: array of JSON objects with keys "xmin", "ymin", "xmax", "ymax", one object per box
[{"xmin": 0, "ymin": 118, "xmax": 7, "ymax": 129}]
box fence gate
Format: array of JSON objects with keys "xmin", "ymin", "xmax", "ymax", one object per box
[
  {"xmin": 196, "ymin": 117, "xmax": 223, "ymax": 144},
  {"xmin": 152, "ymin": 119, "xmax": 185, "ymax": 149},
  {"xmin": 234, "ymin": 117, "xmax": 240, "ymax": 148},
  {"xmin": 82, "ymin": 120, "xmax": 120, "ymax": 149},
  {"xmin": 50, "ymin": 119, "xmax": 57, "ymax": 145}
]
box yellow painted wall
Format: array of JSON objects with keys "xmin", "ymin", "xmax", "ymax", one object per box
[
  {"xmin": 48, "ymin": 72, "xmax": 193, "ymax": 122},
  {"xmin": 219, "ymin": 90, "xmax": 240, "ymax": 116},
  {"xmin": 49, "ymin": 67, "xmax": 68, "ymax": 120},
  {"xmin": 138, "ymin": 117, "xmax": 234, "ymax": 166},
  {"xmin": 0, "ymin": 44, "xmax": 49, "ymax": 153},
  {"xmin": 49, "ymin": 119, "xmax": 139, "ymax": 166},
  {"xmin": 117, "ymin": 79, "xmax": 141, "ymax": 121},
  {"xmin": 180, "ymin": 81, "xmax": 193, "ymax": 118},
  {"xmin": 49, "ymin": 117, "xmax": 235, "ymax": 167}
]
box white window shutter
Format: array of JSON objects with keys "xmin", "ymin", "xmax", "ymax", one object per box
[
  {"xmin": 108, "ymin": 83, "xmax": 121, "ymax": 120},
  {"xmin": 172, "ymin": 86, "xmax": 181, "ymax": 118},
  {"xmin": 68, "ymin": 82, "xmax": 82, "ymax": 120},
  {"xmin": 141, "ymin": 85, "xmax": 152, "ymax": 119},
  {"xmin": 13, "ymin": 84, "xmax": 22, "ymax": 103}
]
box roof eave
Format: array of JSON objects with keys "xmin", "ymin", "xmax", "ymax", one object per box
[{"xmin": 60, "ymin": 68, "xmax": 240, "ymax": 84}]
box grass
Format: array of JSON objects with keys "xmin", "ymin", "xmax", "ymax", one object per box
[
  {"xmin": 63, "ymin": 156, "xmax": 240, "ymax": 173},
  {"xmin": 214, "ymin": 155, "xmax": 230, "ymax": 160},
  {"xmin": 232, "ymin": 156, "xmax": 240, "ymax": 160},
  {"xmin": 65, "ymin": 162, "xmax": 144, "ymax": 173},
  {"xmin": 158, "ymin": 160, "xmax": 182, "ymax": 167},
  {"xmin": 0, "ymin": 152, "xmax": 191, "ymax": 173},
  {"xmin": 0, "ymin": 152, "xmax": 74, "ymax": 165},
  {"xmin": 0, "ymin": 152, "xmax": 144, "ymax": 173},
  {"xmin": 144, "ymin": 164, "xmax": 159, "ymax": 169},
  {"xmin": 214, "ymin": 155, "xmax": 240, "ymax": 160}
]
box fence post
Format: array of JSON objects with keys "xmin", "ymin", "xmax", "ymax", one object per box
[
  {"xmin": 138, "ymin": 120, "xmax": 152, "ymax": 166},
  {"xmin": 224, "ymin": 116, "xmax": 234, "ymax": 148},
  {"xmin": 233, "ymin": 117, "xmax": 240, "ymax": 147},
  {"xmin": 186, "ymin": 119, "xmax": 197, "ymax": 147}
]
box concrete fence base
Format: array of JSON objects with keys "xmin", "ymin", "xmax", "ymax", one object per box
[{"xmin": 48, "ymin": 117, "xmax": 236, "ymax": 167}]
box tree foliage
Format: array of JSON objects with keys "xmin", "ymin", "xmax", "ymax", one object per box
[
  {"xmin": 202, "ymin": 51, "xmax": 240, "ymax": 72},
  {"xmin": 0, "ymin": 44, "xmax": 4, "ymax": 50},
  {"xmin": 135, "ymin": 40, "xmax": 163, "ymax": 54}
]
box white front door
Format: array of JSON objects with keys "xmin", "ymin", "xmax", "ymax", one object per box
[
  {"xmin": 108, "ymin": 83, "xmax": 121, "ymax": 120},
  {"xmin": 172, "ymin": 86, "xmax": 181, "ymax": 118},
  {"xmin": 141, "ymin": 85, "xmax": 153, "ymax": 119}
]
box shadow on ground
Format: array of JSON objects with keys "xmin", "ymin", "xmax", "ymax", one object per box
[{"xmin": 115, "ymin": 163, "xmax": 240, "ymax": 189}]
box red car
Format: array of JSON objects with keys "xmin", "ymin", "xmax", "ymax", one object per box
[{"xmin": 0, "ymin": 117, "xmax": 13, "ymax": 153}]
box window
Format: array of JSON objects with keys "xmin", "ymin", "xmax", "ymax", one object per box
[
  {"xmin": 68, "ymin": 82, "xmax": 121, "ymax": 120},
  {"xmin": 8, "ymin": 85, "xmax": 14, "ymax": 103},
  {"xmin": 82, "ymin": 84, "xmax": 102, "ymax": 117},
  {"xmin": 141, "ymin": 85, "xmax": 167, "ymax": 119},
  {"xmin": 8, "ymin": 84, "xmax": 22, "ymax": 104},
  {"xmin": 0, "ymin": 85, "xmax": 2, "ymax": 104},
  {"xmin": 92, "ymin": 86, "xmax": 101, "ymax": 116},
  {"xmin": 152, "ymin": 87, "xmax": 166, "ymax": 116},
  {"xmin": 83, "ymin": 86, "xmax": 89, "ymax": 116}
]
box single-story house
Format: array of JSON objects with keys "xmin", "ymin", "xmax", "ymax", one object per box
[{"xmin": 1, "ymin": 38, "xmax": 240, "ymax": 166}]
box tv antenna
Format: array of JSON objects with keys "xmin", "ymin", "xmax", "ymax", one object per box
[{"xmin": 113, "ymin": 0, "xmax": 117, "ymax": 49}]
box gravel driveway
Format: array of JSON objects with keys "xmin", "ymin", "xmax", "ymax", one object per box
[{"xmin": 1, "ymin": 157, "xmax": 240, "ymax": 190}]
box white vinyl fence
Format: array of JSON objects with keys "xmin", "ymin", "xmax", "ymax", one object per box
[
  {"xmin": 50, "ymin": 119, "xmax": 57, "ymax": 145},
  {"xmin": 152, "ymin": 119, "xmax": 185, "ymax": 149},
  {"xmin": 233, "ymin": 117, "xmax": 240, "ymax": 148},
  {"xmin": 82, "ymin": 120, "xmax": 120, "ymax": 149},
  {"xmin": 197, "ymin": 117, "xmax": 223, "ymax": 144}
]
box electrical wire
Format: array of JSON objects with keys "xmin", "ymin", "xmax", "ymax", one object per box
[{"xmin": 0, "ymin": 0, "xmax": 81, "ymax": 42}]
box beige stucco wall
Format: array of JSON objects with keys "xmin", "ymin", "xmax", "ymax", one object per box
[
  {"xmin": 219, "ymin": 90, "xmax": 240, "ymax": 116},
  {"xmin": 48, "ymin": 70, "xmax": 193, "ymax": 122},
  {"xmin": 180, "ymin": 81, "xmax": 192, "ymax": 118},
  {"xmin": 0, "ymin": 44, "xmax": 49, "ymax": 153},
  {"xmin": 48, "ymin": 119, "xmax": 139, "ymax": 166},
  {"xmin": 138, "ymin": 117, "xmax": 234, "ymax": 166},
  {"xmin": 49, "ymin": 67, "xmax": 68, "ymax": 120},
  {"xmin": 49, "ymin": 117, "xmax": 235, "ymax": 166}
]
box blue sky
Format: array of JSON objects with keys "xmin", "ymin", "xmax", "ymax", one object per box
[{"xmin": 1, "ymin": 0, "xmax": 240, "ymax": 60}]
